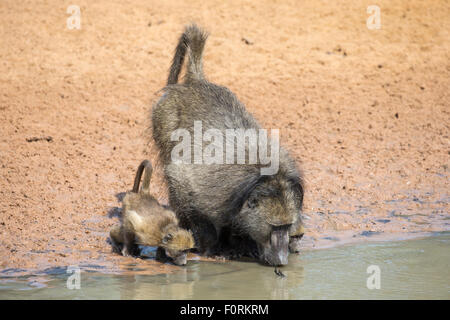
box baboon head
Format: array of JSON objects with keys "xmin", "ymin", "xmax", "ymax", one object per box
[
  {"xmin": 161, "ymin": 229, "xmax": 195, "ymax": 266},
  {"xmin": 232, "ymin": 173, "xmax": 303, "ymax": 266}
]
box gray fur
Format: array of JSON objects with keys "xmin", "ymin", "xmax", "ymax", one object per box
[{"xmin": 151, "ymin": 24, "xmax": 304, "ymax": 266}]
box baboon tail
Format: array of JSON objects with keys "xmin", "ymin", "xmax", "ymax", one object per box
[
  {"xmin": 132, "ymin": 160, "xmax": 153, "ymax": 194},
  {"xmin": 167, "ymin": 24, "xmax": 208, "ymax": 85}
]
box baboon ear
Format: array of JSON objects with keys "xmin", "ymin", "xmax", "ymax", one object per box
[
  {"xmin": 162, "ymin": 233, "xmax": 173, "ymax": 244},
  {"xmin": 290, "ymin": 177, "xmax": 304, "ymax": 209}
]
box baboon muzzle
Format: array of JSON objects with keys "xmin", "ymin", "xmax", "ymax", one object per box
[
  {"xmin": 173, "ymin": 253, "xmax": 188, "ymax": 266},
  {"xmin": 263, "ymin": 227, "xmax": 289, "ymax": 266}
]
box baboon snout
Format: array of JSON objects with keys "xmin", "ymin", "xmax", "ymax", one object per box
[
  {"xmin": 262, "ymin": 228, "xmax": 289, "ymax": 266},
  {"xmin": 172, "ymin": 253, "xmax": 187, "ymax": 266}
]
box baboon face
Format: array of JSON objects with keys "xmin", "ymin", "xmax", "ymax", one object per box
[
  {"xmin": 233, "ymin": 176, "xmax": 303, "ymax": 266},
  {"xmin": 161, "ymin": 229, "xmax": 195, "ymax": 266},
  {"xmin": 164, "ymin": 249, "xmax": 189, "ymax": 266},
  {"xmin": 236, "ymin": 178, "xmax": 301, "ymax": 266}
]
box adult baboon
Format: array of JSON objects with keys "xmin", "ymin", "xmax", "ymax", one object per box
[{"xmin": 151, "ymin": 24, "xmax": 304, "ymax": 266}]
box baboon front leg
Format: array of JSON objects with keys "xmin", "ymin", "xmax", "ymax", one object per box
[
  {"xmin": 205, "ymin": 226, "xmax": 232, "ymax": 257},
  {"xmin": 109, "ymin": 225, "xmax": 124, "ymax": 254},
  {"xmin": 174, "ymin": 209, "xmax": 218, "ymax": 255},
  {"xmin": 122, "ymin": 229, "xmax": 140, "ymax": 257},
  {"xmin": 191, "ymin": 216, "xmax": 218, "ymax": 255}
]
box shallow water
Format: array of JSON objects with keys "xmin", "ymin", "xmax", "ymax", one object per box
[{"xmin": 1, "ymin": 233, "xmax": 449, "ymax": 299}]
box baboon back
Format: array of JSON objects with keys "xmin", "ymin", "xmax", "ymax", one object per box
[{"xmin": 152, "ymin": 81, "xmax": 258, "ymax": 163}]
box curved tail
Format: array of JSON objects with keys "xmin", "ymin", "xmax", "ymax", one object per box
[
  {"xmin": 132, "ymin": 160, "xmax": 153, "ymax": 194},
  {"xmin": 167, "ymin": 24, "xmax": 208, "ymax": 85}
]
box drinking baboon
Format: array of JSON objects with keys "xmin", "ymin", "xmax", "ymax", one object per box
[
  {"xmin": 110, "ymin": 160, "xmax": 195, "ymax": 266},
  {"xmin": 151, "ymin": 24, "xmax": 304, "ymax": 266}
]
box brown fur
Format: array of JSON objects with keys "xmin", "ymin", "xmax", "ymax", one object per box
[{"xmin": 109, "ymin": 160, "xmax": 194, "ymax": 265}]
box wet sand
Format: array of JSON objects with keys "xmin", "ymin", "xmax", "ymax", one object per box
[{"xmin": 0, "ymin": 0, "xmax": 449, "ymax": 275}]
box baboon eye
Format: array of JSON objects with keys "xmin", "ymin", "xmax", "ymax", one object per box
[{"xmin": 162, "ymin": 233, "xmax": 173, "ymax": 244}]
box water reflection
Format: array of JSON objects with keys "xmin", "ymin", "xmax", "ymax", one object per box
[
  {"xmin": 114, "ymin": 260, "xmax": 305, "ymax": 300},
  {"xmin": 0, "ymin": 233, "xmax": 448, "ymax": 299}
]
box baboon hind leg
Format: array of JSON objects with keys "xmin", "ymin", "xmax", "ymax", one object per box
[{"xmin": 165, "ymin": 172, "xmax": 219, "ymax": 255}]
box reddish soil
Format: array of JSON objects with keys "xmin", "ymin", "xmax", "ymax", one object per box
[{"xmin": 0, "ymin": 0, "xmax": 448, "ymax": 275}]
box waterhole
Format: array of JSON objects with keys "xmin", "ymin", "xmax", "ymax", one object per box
[{"xmin": 0, "ymin": 233, "xmax": 448, "ymax": 299}]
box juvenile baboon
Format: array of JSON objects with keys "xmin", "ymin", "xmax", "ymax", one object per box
[
  {"xmin": 151, "ymin": 24, "xmax": 304, "ymax": 266},
  {"xmin": 109, "ymin": 160, "xmax": 195, "ymax": 266}
]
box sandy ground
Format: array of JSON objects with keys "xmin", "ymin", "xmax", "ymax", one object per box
[{"xmin": 0, "ymin": 0, "xmax": 449, "ymax": 275}]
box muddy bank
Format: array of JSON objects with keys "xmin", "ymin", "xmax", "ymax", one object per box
[{"xmin": 0, "ymin": 0, "xmax": 449, "ymax": 275}]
